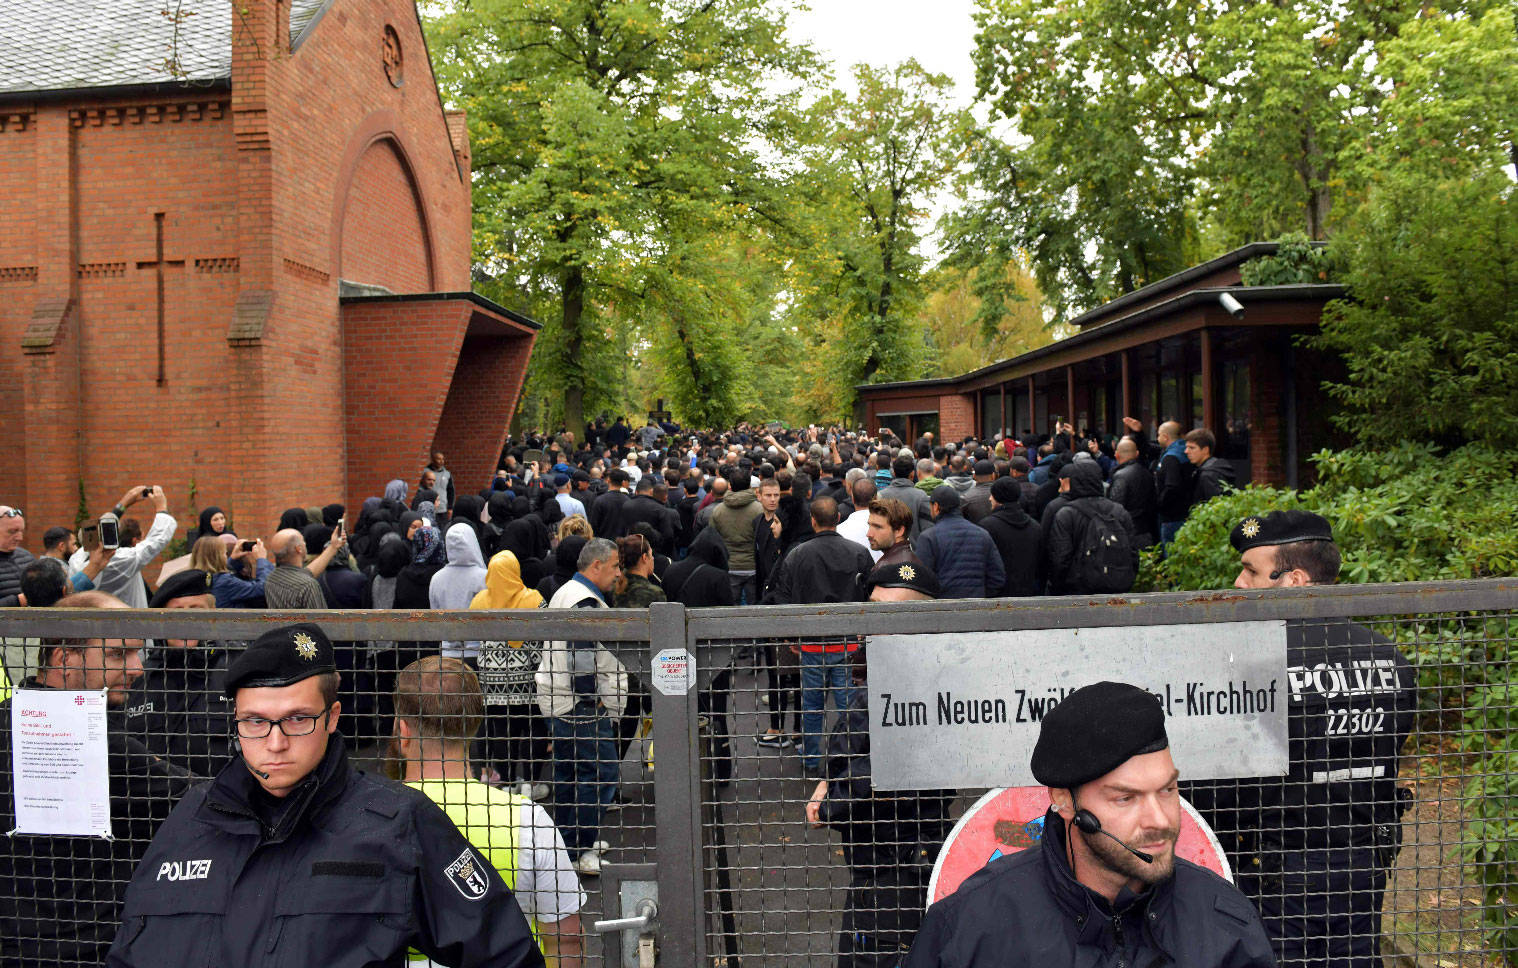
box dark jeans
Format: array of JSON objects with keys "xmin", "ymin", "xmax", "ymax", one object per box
[
  {"xmin": 766, "ymin": 646, "xmax": 800, "ymax": 733},
  {"xmin": 480, "ymin": 701, "xmax": 547, "ymax": 785},
  {"xmin": 1158, "ymin": 519, "xmax": 1185, "ymax": 547},
  {"xmin": 728, "ymin": 570, "xmax": 757, "ymax": 605},
  {"xmin": 550, "ymin": 708, "xmax": 620, "ymax": 859}
]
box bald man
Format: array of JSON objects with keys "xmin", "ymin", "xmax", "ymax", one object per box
[
  {"xmin": 262, "ymin": 524, "xmax": 344, "ymax": 611},
  {"xmin": 1152, "ymin": 421, "xmax": 1194, "ymax": 545},
  {"xmin": 1109, "ymin": 438, "xmax": 1158, "ymax": 548}
]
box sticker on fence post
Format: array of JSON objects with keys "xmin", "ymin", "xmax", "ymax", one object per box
[
  {"xmin": 867, "ymin": 621, "xmax": 1290, "ymax": 790},
  {"xmin": 652, "ymin": 647, "xmax": 695, "ymax": 695},
  {"xmin": 9, "ymin": 689, "xmax": 112, "ymax": 838}
]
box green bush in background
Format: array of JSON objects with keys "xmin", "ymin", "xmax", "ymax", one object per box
[{"xmin": 1141, "ymin": 442, "xmax": 1518, "ymax": 958}]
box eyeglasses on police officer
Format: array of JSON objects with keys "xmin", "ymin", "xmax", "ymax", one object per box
[{"xmin": 233, "ymin": 703, "xmax": 334, "ymax": 738}]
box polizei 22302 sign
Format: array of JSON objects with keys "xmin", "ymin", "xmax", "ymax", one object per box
[{"xmin": 866, "ymin": 621, "xmax": 1289, "ymax": 790}]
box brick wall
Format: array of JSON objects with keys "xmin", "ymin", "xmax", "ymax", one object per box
[
  {"xmin": 1, "ymin": 0, "xmax": 521, "ymax": 553},
  {"xmin": 938, "ymin": 393, "xmax": 976, "ymax": 442}
]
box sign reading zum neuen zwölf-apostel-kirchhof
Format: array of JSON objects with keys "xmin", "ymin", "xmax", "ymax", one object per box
[{"xmin": 867, "ymin": 621, "xmax": 1289, "ymax": 791}]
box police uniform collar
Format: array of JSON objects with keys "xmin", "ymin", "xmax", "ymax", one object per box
[{"xmin": 207, "ymin": 729, "xmax": 352, "ymax": 837}]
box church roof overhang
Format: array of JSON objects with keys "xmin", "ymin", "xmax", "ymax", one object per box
[{"xmin": 339, "ymin": 290, "xmax": 543, "ymax": 334}]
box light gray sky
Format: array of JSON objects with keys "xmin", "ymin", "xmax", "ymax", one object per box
[{"xmin": 784, "ymin": 0, "xmax": 981, "ymax": 104}]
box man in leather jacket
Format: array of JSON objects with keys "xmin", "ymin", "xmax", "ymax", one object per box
[
  {"xmin": 108, "ymin": 623, "xmax": 544, "ymax": 968},
  {"xmin": 904, "ymin": 681, "xmax": 1276, "ymax": 968}
]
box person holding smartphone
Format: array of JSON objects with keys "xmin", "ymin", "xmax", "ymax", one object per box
[{"xmin": 66, "ymin": 486, "xmax": 176, "ymax": 608}]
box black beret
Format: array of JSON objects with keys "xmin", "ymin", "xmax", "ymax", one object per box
[
  {"xmin": 224, "ymin": 623, "xmax": 335, "ymax": 697},
  {"xmin": 1031, "ymin": 681, "xmax": 1168, "ymax": 789},
  {"xmin": 929, "ymin": 484, "xmax": 960, "ymax": 509},
  {"xmin": 990, "ymin": 477, "xmax": 1022, "ymax": 504},
  {"xmin": 572, "ymin": 469, "xmax": 590, "ymax": 483},
  {"xmin": 973, "ymin": 459, "xmax": 995, "ymax": 476},
  {"xmin": 149, "ymin": 569, "xmax": 214, "ymax": 608},
  {"xmin": 866, "ymin": 560, "xmax": 941, "ymax": 599},
  {"xmin": 1230, "ymin": 509, "xmax": 1334, "ymax": 553}
]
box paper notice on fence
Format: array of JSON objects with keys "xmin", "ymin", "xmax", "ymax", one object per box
[{"xmin": 9, "ymin": 690, "xmax": 112, "ymax": 838}]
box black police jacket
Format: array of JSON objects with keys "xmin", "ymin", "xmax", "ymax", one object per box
[
  {"xmin": 107, "ymin": 734, "xmax": 545, "ymax": 968},
  {"xmin": 819, "ymin": 687, "xmax": 954, "ymax": 876},
  {"xmin": 902, "ymin": 808, "xmax": 1277, "ymax": 968},
  {"xmin": 0, "ymin": 682, "xmax": 195, "ymax": 965},
  {"xmin": 123, "ymin": 642, "xmax": 236, "ymax": 779},
  {"xmin": 1185, "ymin": 618, "xmax": 1417, "ymax": 866}
]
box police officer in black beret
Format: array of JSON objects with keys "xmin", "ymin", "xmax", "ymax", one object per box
[
  {"xmin": 123, "ymin": 569, "xmax": 234, "ymax": 777},
  {"xmin": 1188, "ymin": 511, "xmax": 1417, "ymax": 967},
  {"xmin": 108, "ymin": 623, "xmax": 545, "ymax": 968},
  {"xmin": 904, "ymin": 681, "xmax": 1276, "ymax": 968}
]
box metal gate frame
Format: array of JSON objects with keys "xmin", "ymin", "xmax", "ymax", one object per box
[{"xmin": 5, "ymin": 575, "xmax": 1517, "ymax": 967}]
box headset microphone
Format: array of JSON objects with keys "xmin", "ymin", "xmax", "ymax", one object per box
[
  {"xmin": 232, "ymin": 736, "xmax": 271, "ymax": 781},
  {"xmin": 1072, "ymin": 809, "xmax": 1154, "ymax": 864}
]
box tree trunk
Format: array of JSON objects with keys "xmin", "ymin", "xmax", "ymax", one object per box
[{"xmin": 562, "ymin": 264, "xmax": 586, "ymax": 436}]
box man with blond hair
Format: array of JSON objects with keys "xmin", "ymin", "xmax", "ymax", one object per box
[{"xmin": 393, "ymin": 656, "xmax": 585, "ymax": 967}]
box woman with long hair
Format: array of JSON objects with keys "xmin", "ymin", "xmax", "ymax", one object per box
[{"xmin": 193, "ymin": 534, "xmax": 272, "ymax": 609}]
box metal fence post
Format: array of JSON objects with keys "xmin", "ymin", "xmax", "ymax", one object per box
[{"xmin": 648, "ymin": 601, "xmax": 704, "ymax": 968}]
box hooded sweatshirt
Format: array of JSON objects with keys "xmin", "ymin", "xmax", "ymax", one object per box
[
  {"xmin": 709, "ymin": 488, "xmax": 764, "ymax": 571},
  {"xmin": 430, "ymin": 526, "xmax": 488, "ymax": 659},
  {"xmin": 663, "ymin": 526, "xmax": 735, "ymax": 607}
]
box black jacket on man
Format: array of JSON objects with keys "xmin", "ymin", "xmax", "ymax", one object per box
[
  {"xmin": 821, "ymin": 685, "xmax": 954, "ymax": 960},
  {"xmin": 1045, "ymin": 462, "xmax": 1138, "ymax": 595},
  {"xmin": 1154, "ymin": 446, "xmax": 1194, "ymax": 524},
  {"xmin": 664, "ymin": 526, "xmax": 735, "ymax": 608},
  {"xmin": 2, "ymin": 683, "xmax": 194, "ymax": 965},
  {"xmin": 590, "ymin": 488, "xmax": 631, "ymax": 540},
  {"xmin": 108, "ymin": 736, "xmax": 544, "ymax": 968},
  {"xmin": 1185, "ymin": 617, "xmax": 1416, "ymax": 967},
  {"xmin": 122, "ymin": 643, "xmax": 235, "ymax": 779},
  {"xmin": 903, "ymin": 808, "xmax": 1276, "ymax": 968},
  {"xmin": 770, "ymin": 530, "xmax": 872, "ymax": 605},
  {"xmin": 1108, "ymin": 459, "xmax": 1158, "ymax": 545},
  {"xmin": 978, "ymin": 503, "xmax": 1044, "ymax": 597},
  {"xmin": 0, "ymin": 546, "xmax": 34, "ymax": 607},
  {"xmin": 1190, "ymin": 456, "xmax": 1238, "ymax": 508},
  {"xmin": 621, "ymin": 493, "xmax": 676, "ymax": 555}
]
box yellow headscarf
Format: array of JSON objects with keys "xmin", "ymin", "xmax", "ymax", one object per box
[{"xmin": 470, "ymin": 551, "xmax": 545, "ymax": 611}]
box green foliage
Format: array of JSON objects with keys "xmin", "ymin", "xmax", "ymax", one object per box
[
  {"xmin": 787, "ymin": 61, "xmax": 970, "ymax": 420},
  {"xmin": 965, "ymin": 0, "xmax": 1516, "ymax": 319},
  {"xmin": 1312, "ymin": 171, "xmax": 1518, "ymax": 450},
  {"xmin": 1238, "ymin": 233, "xmax": 1331, "ymax": 287},
  {"xmin": 1145, "ymin": 443, "xmax": 1518, "ymax": 592},
  {"xmin": 1142, "ymin": 442, "xmax": 1518, "ymax": 957},
  {"xmin": 73, "ymin": 478, "xmax": 89, "ymax": 530},
  {"xmin": 423, "ymin": 0, "xmax": 819, "ymax": 432}
]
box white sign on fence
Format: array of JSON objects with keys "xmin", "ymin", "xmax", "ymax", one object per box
[
  {"xmin": 866, "ymin": 621, "xmax": 1290, "ymax": 790},
  {"xmin": 9, "ymin": 689, "xmax": 112, "ymax": 838}
]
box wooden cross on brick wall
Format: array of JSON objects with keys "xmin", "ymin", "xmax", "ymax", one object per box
[{"xmin": 136, "ymin": 212, "xmax": 184, "ymax": 387}]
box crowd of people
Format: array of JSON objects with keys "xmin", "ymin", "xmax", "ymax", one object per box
[{"xmin": 1, "ymin": 415, "xmax": 1420, "ymax": 968}]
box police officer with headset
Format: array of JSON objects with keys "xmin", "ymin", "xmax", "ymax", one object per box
[
  {"xmin": 1190, "ymin": 510, "xmax": 1418, "ymax": 968},
  {"xmin": 108, "ymin": 623, "xmax": 545, "ymax": 968}
]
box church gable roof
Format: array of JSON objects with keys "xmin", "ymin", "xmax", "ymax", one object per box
[{"xmin": 0, "ymin": 0, "xmax": 334, "ymax": 96}]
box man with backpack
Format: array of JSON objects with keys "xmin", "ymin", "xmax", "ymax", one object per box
[{"xmin": 1044, "ymin": 461, "xmax": 1139, "ymax": 595}]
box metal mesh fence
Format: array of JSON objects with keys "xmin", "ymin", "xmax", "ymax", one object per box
[{"xmin": 0, "ymin": 580, "xmax": 1515, "ymax": 968}]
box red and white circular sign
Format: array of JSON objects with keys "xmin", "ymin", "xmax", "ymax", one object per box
[{"xmin": 928, "ymin": 787, "xmax": 1231, "ymax": 906}]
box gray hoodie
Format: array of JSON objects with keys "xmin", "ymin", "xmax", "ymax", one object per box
[{"xmin": 429, "ymin": 525, "xmax": 487, "ymax": 659}]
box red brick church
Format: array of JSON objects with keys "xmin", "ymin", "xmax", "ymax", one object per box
[{"xmin": 0, "ymin": 0, "xmax": 537, "ymax": 549}]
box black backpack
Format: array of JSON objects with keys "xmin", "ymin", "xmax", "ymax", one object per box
[{"xmin": 1066, "ymin": 500, "xmax": 1136, "ymax": 593}]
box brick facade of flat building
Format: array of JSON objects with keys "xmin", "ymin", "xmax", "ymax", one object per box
[{"xmin": 0, "ymin": 0, "xmax": 536, "ymax": 552}]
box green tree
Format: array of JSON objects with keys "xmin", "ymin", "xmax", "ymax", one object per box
[
  {"xmin": 921, "ymin": 260, "xmax": 1051, "ymax": 378},
  {"xmin": 788, "ymin": 61, "xmax": 970, "ymax": 420},
  {"xmin": 964, "ymin": 0, "xmax": 1512, "ymax": 320},
  {"xmin": 423, "ymin": 0, "xmax": 818, "ymax": 434}
]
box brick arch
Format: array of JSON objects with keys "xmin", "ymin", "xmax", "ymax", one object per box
[{"xmin": 328, "ymin": 110, "xmax": 436, "ymax": 292}]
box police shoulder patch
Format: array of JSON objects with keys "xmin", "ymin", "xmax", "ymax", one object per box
[{"xmin": 444, "ymin": 848, "xmax": 490, "ymax": 901}]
